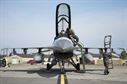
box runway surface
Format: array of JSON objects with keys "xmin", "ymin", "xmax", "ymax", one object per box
[{"xmin": 0, "ymin": 64, "xmax": 127, "ymax": 84}]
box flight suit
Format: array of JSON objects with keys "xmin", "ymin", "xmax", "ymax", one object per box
[
  {"xmin": 103, "ymin": 48, "xmax": 109, "ymax": 75},
  {"xmin": 66, "ymin": 28, "xmax": 79, "ymax": 43}
]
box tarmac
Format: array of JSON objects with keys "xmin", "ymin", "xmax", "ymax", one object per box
[{"xmin": 0, "ymin": 64, "xmax": 127, "ymax": 84}]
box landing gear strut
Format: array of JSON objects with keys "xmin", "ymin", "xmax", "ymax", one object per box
[{"xmin": 59, "ymin": 61, "xmax": 65, "ymax": 73}]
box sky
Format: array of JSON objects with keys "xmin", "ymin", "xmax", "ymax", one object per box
[{"xmin": 0, "ymin": 0, "xmax": 127, "ymax": 53}]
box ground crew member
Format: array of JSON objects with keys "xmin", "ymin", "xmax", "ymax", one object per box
[
  {"xmin": 103, "ymin": 48, "xmax": 109, "ymax": 75},
  {"xmin": 66, "ymin": 28, "xmax": 79, "ymax": 43}
]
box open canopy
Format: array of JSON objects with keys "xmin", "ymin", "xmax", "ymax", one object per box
[{"xmin": 56, "ymin": 3, "xmax": 71, "ymax": 37}]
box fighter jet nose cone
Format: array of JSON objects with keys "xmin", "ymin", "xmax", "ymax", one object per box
[{"xmin": 53, "ymin": 37, "xmax": 74, "ymax": 51}]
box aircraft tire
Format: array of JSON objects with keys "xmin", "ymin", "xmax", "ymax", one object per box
[
  {"xmin": 2, "ymin": 59, "xmax": 6, "ymax": 67},
  {"xmin": 76, "ymin": 63, "xmax": 80, "ymax": 71},
  {"xmin": 47, "ymin": 63, "xmax": 51, "ymax": 70}
]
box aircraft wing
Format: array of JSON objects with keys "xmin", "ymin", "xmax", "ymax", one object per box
[
  {"xmin": 3, "ymin": 46, "xmax": 77, "ymax": 55},
  {"xmin": 2, "ymin": 46, "xmax": 58, "ymax": 55}
]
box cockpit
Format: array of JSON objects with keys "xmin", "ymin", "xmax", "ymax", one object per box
[{"xmin": 55, "ymin": 3, "xmax": 71, "ymax": 38}]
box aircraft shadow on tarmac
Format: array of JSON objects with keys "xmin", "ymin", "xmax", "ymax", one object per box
[
  {"xmin": 66, "ymin": 68, "xmax": 105, "ymax": 75},
  {"xmin": 1, "ymin": 67, "xmax": 105, "ymax": 77},
  {"xmin": 1, "ymin": 68, "xmax": 60, "ymax": 78}
]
